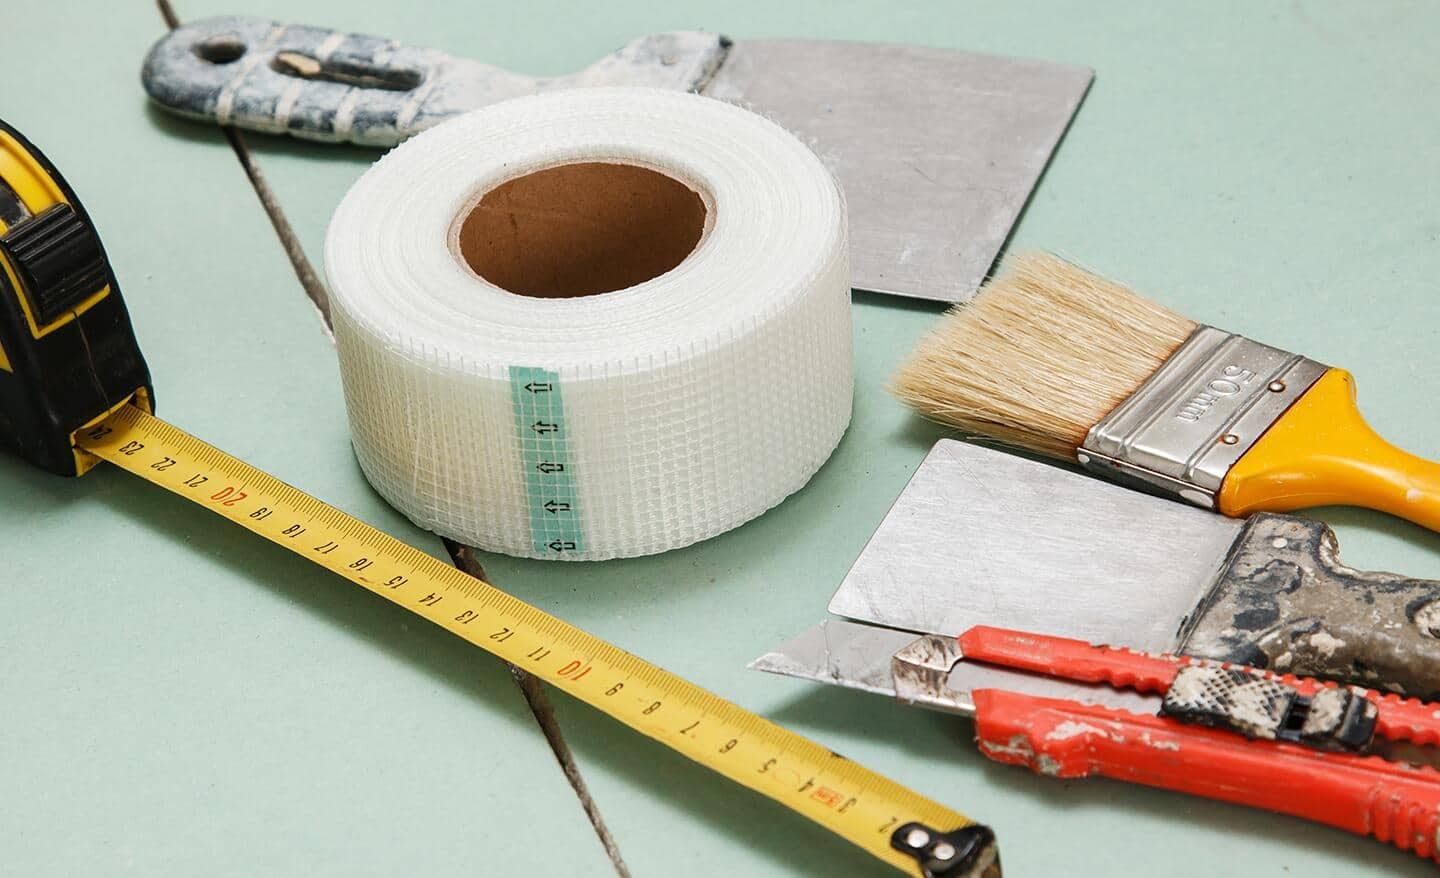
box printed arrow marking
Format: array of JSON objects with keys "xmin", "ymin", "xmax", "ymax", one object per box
[
  {"xmin": 532, "ymin": 421, "xmax": 558, "ymax": 434},
  {"xmin": 524, "ymin": 382, "xmax": 552, "ymax": 393},
  {"xmin": 536, "ymin": 461, "xmax": 565, "ymax": 474},
  {"xmin": 548, "ymin": 540, "xmax": 577, "ymax": 552},
  {"xmin": 544, "ymin": 500, "xmax": 571, "ymax": 514}
]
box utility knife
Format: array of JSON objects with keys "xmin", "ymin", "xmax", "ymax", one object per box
[{"xmin": 753, "ymin": 621, "xmax": 1440, "ymax": 862}]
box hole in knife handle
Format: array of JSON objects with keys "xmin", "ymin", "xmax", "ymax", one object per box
[
  {"xmin": 270, "ymin": 51, "xmax": 423, "ymax": 92},
  {"xmin": 194, "ymin": 36, "xmax": 246, "ymax": 64}
]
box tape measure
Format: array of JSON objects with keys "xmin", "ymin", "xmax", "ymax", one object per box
[{"xmin": 0, "ymin": 118, "xmax": 998, "ymax": 878}]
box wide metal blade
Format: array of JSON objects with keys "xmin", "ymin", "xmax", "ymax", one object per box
[
  {"xmin": 827, "ymin": 440, "xmax": 1246, "ymax": 654},
  {"xmin": 704, "ymin": 41, "xmax": 1092, "ymax": 302},
  {"xmin": 750, "ymin": 619, "xmax": 1153, "ymax": 714}
]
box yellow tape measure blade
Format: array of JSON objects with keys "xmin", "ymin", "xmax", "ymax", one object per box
[{"xmin": 78, "ymin": 405, "xmax": 989, "ymax": 877}]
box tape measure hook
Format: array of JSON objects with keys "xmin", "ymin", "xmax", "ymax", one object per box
[{"xmin": 891, "ymin": 823, "xmax": 1000, "ymax": 878}]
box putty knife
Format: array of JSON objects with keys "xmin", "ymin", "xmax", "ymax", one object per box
[
  {"xmin": 790, "ymin": 439, "xmax": 1440, "ymax": 696},
  {"xmin": 141, "ymin": 16, "xmax": 1093, "ymax": 302}
]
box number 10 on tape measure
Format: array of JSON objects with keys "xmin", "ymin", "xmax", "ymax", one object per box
[{"xmin": 0, "ymin": 119, "xmax": 997, "ymax": 876}]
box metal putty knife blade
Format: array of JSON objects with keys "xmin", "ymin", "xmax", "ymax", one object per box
[
  {"xmin": 702, "ymin": 40, "xmax": 1091, "ymax": 302},
  {"xmin": 827, "ymin": 439, "xmax": 1246, "ymax": 655},
  {"xmin": 143, "ymin": 18, "xmax": 1093, "ymax": 303}
]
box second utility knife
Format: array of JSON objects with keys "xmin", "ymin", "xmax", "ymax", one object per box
[{"xmin": 825, "ymin": 440, "xmax": 1440, "ymax": 697}]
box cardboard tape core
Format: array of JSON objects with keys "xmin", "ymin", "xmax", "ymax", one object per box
[{"xmin": 456, "ymin": 161, "xmax": 707, "ymax": 299}]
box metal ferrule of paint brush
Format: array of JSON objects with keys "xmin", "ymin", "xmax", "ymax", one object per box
[
  {"xmin": 893, "ymin": 252, "xmax": 1440, "ymax": 530},
  {"xmin": 1080, "ymin": 327, "xmax": 1328, "ymax": 510}
]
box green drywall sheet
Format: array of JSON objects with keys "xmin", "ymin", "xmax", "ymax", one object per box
[{"xmin": 6, "ymin": 1, "xmax": 1440, "ymax": 875}]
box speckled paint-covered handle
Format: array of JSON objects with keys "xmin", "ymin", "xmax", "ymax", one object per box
[
  {"xmin": 1181, "ymin": 513, "xmax": 1440, "ymax": 699},
  {"xmin": 141, "ymin": 16, "xmax": 731, "ymax": 147},
  {"xmin": 972, "ymin": 689, "xmax": 1440, "ymax": 862}
]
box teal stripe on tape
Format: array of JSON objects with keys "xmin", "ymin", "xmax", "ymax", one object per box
[{"xmin": 508, "ymin": 366, "xmax": 583, "ymax": 555}]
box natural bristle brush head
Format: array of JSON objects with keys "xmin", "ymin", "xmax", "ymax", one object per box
[{"xmin": 891, "ymin": 252, "xmax": 1197, "ymax": 459}]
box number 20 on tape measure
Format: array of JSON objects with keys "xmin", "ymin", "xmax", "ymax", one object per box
[{"xmin": 0, "ymin": 119, "xmax": 996, "ymax": 876}]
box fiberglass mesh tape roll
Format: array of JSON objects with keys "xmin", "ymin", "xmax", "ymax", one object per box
[{"xmin": 325, "ymin": 87, "xmax": 852, "ymax": 561}]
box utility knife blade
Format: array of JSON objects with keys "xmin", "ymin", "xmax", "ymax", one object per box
[{"xmin": 749, "ymin": 618, "xmax": 1153, "ymax": 715}]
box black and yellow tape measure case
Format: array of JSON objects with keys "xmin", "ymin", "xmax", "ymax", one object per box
[{"xmin": 0, "ymin": 118, "xmax": 151, "ymax": 477}]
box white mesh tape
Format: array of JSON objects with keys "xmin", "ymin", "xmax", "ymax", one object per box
[{"xmin": 324, "ymin": 88, "xmax": 853, "ymax": 561}]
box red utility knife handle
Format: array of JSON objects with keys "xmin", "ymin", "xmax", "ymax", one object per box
[
  {"xmin": 972, "ymin": 689, "xmax": 1440, "ymax": 862},
  {"xmin": 958, "ymin": 626, "xmax": 1181, "ymax": 691},
  {"xmin": 960, "ymin": 625, "xmax": 1440, "ymax": 746}
]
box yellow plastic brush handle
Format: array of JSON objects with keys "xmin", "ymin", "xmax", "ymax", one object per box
[{"xmin": 1219, "ymin": 369, "xmax": 1440, "ymax": 531}]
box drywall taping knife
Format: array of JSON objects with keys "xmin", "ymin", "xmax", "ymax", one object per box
[
  {"xmin": 140, "ymin": 15, "xmax": 1093, "ymax": 304},
  {"xmin": 826, "ymin": 440, "xmax": 1440, "ymax": 698},
  {"xmin": 0, "ymin": 120, "xmax": 996, "ymax": 878}
]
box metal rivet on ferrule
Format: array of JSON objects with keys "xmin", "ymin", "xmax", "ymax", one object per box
[
  {"xmin": 904, "ymin": 828, "xmax": 931, "ymax": 849},
  {"xmin": 1221, "ymin": 434, "xmax": 1240, "ymax": 445},
  {"xmin": 932, "ymin": 842, "xmax": 957, "ymax": 861},
  {"xmin": 1268, "ymin": 380, "xmax": 1286, "ymax": 392}
]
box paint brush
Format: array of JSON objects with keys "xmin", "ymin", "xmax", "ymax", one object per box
[{"xmin": 892, "ymin": 252, "xmax": 1440, "ymax": 529}]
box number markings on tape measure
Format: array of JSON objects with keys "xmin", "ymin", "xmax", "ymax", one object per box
[{"xmin": 78, "ymin": 405, "xmax": 972, "ymax": 875}]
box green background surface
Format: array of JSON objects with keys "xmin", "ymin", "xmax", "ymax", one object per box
[{"xmin": 3, "ymin": 1, "xmax": 1438, "ymax": 875}]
